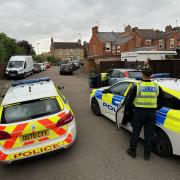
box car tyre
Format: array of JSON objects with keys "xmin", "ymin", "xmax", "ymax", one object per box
[
  {"xmin": 91, "ymin": 98, "xmax": 101, "ymax": 116},
  {"xmin": 153, "ymin": 128, "xmax": 172, "ymax": 157}
]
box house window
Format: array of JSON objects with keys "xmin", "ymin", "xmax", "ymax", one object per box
[
  {"xmin": 146, "ymin": 40, "xmax": 152, "ymax": 47},
  {"xmin": 159, "ymin": 39, "xmax": 164, "ymax": 49},
  {"xmin": 106, "ymin": 42, "xmax": 111, "ymax": 51},
  {"xmin": 112, "ymin": 45, "xmax": 116, "ymax": 53},
  {"xmin": 117, "ymin": 45, "xmax": 121, "ymax": 53},
  {"xmin": 93, "ymin": 45, "xmax": 96, "ymax": 54},
  {"xmin": 170, "ymin": 39, "xmax": 175, "ymax": 48},
  {"xmin": 66, "ymin": 49, "xmax": 70, "ymax": 55},
  {"xmin": 58, "ymin": 50, "xmax": 62, "ymax": 56}
]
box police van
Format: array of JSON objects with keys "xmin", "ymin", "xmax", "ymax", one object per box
[
  {"xmin": 0, "ymin": 77, "xmax": 76, "ymax": 163},
  {"xmin": 90, "ymin": 79, "xmax": 180, "ymax": 157}
]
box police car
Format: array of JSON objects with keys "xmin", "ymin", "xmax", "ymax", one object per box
[
  {"xmin": 90, "ymin": 78, "xmax": 180, "ymax": 157},
  {"xmin": 0, "ymin": 77, "xmax": 76, "ymax": 163}
]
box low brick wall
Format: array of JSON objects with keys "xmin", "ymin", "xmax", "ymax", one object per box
[{"xmin": 0, "ymin": 63, "xmax": 7, "ymax": 79}]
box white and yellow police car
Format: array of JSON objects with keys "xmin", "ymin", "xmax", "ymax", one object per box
[
  {"xmin": 90, "ymin": 78, "xmax": 180, "ymax": 157},
  {"xmin": 0, "ymin": 77, "xmax": 76, "ymax": 163}
]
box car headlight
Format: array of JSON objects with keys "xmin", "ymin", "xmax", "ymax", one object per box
[{"xmin": 19, "ymin": 69, "xmax": 24, "ymax": 73}]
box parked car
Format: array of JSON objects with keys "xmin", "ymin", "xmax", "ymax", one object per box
[
  {"xmin": 5, "ymin": 56, "xmax": 34, "ymax": 79},
  {"xmin": 105, "ymin": 68, "xmax": 142, "ymax": 85},
  {"xmin": 38, "ymin": 63, "xmax": 46, "ymax": 71},
  {"xmin": 0, "ymin": 77, "xmax": 76, "ymax": 163},
  {"xmin": 60, "ymin": 64, "xmax": 73, "ymax": 75},
  {"xmin": 90, "ymin": 78, "xmax": 180, "ymax": 157},
  {"xmin": 33, "ymin": 63, "xmax": 41, "ymax": 73},
  {"xmin": 44, "ymin": 61, "xmax": 50, "ymax": 68},
  {"xmin": 151, "ymin": 73, "xmax": 171, "ymax": 79}
]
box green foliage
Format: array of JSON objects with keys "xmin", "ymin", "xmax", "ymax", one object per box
[{"xmin": 0, "ymin": 32, "xmax": 36, "ymax": 62}]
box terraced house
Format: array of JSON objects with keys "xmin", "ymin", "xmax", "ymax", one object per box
[
  {"xmin": 50, "ymin": 38, "xmax": 84, "ymax": 61},
  {"xmin": 88, "ymin": 25, "xmax": 180, "ymax": 58}
]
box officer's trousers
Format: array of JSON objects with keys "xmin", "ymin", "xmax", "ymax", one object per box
[{"xmin": 129, "ymin": 108, "xmax": 156, "ymax": 153}]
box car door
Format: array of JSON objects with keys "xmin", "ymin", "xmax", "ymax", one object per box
[
  {"xmin": 108, "ymin": 70, "xmax": 124, "ymax": 86},
  {"xmin": 101, "ymin": 82, "xmax": 132, "ymax": 122}
]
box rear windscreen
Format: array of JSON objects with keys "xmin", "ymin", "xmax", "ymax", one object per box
[
  {"xmin": 2, "ymin": 98, "xmax": 61, "ymax": 124},
  {"xmin": 128, "ymin": 71, "xmax": 142, "ymax": 78}
]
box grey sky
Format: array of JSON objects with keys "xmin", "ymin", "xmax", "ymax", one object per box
[{"xmin": 0, "ymin": 0, "xmax": 179, "ymax": 53}]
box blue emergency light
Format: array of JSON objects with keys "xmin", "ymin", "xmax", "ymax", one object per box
[{"xmin": 12, "ymin": 77, "xmax": 50, "ymax": 87}]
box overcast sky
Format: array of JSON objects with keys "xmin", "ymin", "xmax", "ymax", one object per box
[{"xmin": 0, "ymin": 0, "xmax": 179, "ymax": 53}]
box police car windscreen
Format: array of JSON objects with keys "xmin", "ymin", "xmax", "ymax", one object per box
[
  {"xmin": 128, "ymin": 71, "xmax": 141, "ymax": 78},
  {"xmin": 2, "ymin": 98, "xmax": 61, "ymax": 124}
]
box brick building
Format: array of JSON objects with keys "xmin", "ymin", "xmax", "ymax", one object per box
[
  {"xmin": 50, "ymin": 38, "xmax": 84, "ymax": 61},
  {"xmin": 88, "ymin": 25, "xmax": 180, "ymax": 58}
]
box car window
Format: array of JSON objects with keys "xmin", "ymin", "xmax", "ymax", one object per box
[
  {"xmin": 106, "ymin": 70, "xmax": 113, "ymax": 76},
  {"xmin": 2, "ymin": 98, "xmax": 61, "ymax": 124},
  {"xmin": 111, "ymin": 70, "xmax": 124, "ymax": 78},
  {"xmin": 164, "ymin": 92, "xmax": 180, "ymax": 110},
  {"xmin": 109, "ymin": 82, "xmax": 132, "ymax": 96}
]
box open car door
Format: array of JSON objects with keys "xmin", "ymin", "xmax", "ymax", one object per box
[{"xmin": 116, "ymin": 102, "xmax": 125, "ymax": 130}]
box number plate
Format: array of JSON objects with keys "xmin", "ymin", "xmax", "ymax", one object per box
[{"xmin": 21, "ymin": 130, "xmax": 48, "ymax": 141}]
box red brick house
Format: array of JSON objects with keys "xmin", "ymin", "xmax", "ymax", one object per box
[
  {"xmin": 88, "ymin": 25, "xmax": 180, "ymax": 58},
  {"xmin": 88, "ymin": 26, "xmax": 134, "ymax": 57}
]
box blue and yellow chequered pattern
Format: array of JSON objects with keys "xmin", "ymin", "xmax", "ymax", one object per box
[
  {"xmin": 91, "ymin": 89, "xmax": 125, "ymax": 107},
  {"xmin": 91, "ymin": 89, "xmax": 180, "ymax": 134}
]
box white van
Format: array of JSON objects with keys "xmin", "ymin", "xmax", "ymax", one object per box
[{"xmin": 6, "ymin": 56, "xmax": 34, "ymax": 78}]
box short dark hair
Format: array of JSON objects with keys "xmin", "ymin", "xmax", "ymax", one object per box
[{"xmin": 141, "ymin": 65, "xmax": 153, "ymax": 77}]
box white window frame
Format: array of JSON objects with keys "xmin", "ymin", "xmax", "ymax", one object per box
[
  {"xmin": 106, "ymin": 42, "xmax": 111, "ymax": 52},
  {"xmin": 159, "ymin": 39, "xmax": 163, "ymax": 49},
  {"xmin": 58, "ymin": 50, "xmax": 62, "ymax": 56},
  {"xmin": 112, "ymin": 45, "xmax": 116, "ymax": 53},
  {"xmin": 66, "ymin": 49, "xmax": 70, "ymax": 55},
  {"xmin": 117, "ymin": 45, "xmax": 121, "ymax": 53},
  {"xmin": 146, "ymin": 40, "xmax": 152, "ymax": 47},
  {"xmin": 170, "ymin": 39, "xmax": 175, "ymax": 49}
]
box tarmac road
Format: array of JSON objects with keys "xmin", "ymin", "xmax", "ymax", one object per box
[{"xmin": 0, "ymin": 66, "xmax": 180, "ymax": 180}]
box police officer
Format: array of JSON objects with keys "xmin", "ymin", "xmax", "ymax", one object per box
[{"xmin": 126, "ymin": 65, "xmax": 166, "ymax": 160}]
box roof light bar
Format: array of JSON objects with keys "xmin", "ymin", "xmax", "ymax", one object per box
[{"xmin": 12, "ymin": 77, "xmax": 50, "ymax": 87}]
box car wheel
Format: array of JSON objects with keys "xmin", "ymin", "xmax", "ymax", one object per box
[
  {"xmin": 91, "ymin": 98, "xmax": 101, "ymax": 116},
  {"xmin": 153, "ymin": 128, "xmax": 172, "ymax": 157}
]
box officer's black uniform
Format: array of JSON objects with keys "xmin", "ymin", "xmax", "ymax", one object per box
[{"xmin": 126, "ymin": 81, "xmax": 166, "ymax": 156}]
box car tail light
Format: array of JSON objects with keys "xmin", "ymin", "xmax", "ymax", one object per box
[
  {"xmin": 0, "ymin": 131, "xmax": 11, "ymax": 140},
  {"xmin": 56, "ymin": 112, "xmax": 74, "ymax": 127}
]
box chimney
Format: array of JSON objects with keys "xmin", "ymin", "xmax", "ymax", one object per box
[
  {"xmin": 51, "ymin": 37, "xmax": 53, "ymax": 45},
  {"xmin": 132, "ymin": 27, "xmax": 138, "ymax": 32},
  {"xmin": 125, "ymin": 25, "xmax": 132, "ymax": 32},
  {"xmin": 165, "ymin": 25, "xmax": 173, "ymax": 33},
  {"xmin": 92, "ymin": 26, "xmax": 98, "ymax": 35}
]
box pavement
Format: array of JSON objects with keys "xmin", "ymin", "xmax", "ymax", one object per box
[{"xmin": 0, "ymin": 66, "xmax": 180, "ymax": 180}]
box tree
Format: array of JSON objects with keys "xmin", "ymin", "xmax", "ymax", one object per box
[{"xmin": 17, "ymin": 40, "xmax": 35, "ymax": 55}]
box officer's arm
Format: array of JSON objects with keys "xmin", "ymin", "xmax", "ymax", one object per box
[
  {"xmin": 157, "ymin": 86, "xmax": 167, "ymax": 109},
  {"xmin": 125, "ymin": 84, "xmax": 137, "ymax": 111}
]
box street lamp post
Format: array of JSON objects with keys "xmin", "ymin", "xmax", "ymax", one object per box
[{"xmin": 36, "ymin": 43, "xmax": 40, "ymax": 55}]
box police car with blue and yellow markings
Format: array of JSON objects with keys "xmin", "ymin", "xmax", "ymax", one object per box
[{"xmin": 90, "ymin": 78, "xmax": 180, "ymax": 157}]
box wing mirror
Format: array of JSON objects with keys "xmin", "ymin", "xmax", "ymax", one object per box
[{"xmin": 58, "ymin": 85, "xmax": 64, "ymax": 90}]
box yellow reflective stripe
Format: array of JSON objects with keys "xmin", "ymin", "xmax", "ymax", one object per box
[
  {"xmin": 164, "ymin": 110, "xmax": 180, "ymax": 132},
  {"xmin": 56, "ymin": 97, "xmax": 64, "ymax": 110},
  {"xmin": 161, "ymin": 86, "xmax": 180, "ymax": 100},
  {"xmin": 102, "ymin": 94, "xmax": 113, "ymax": 104},
  {"xmin": 124, "ymin": 83, "xmax": 133, "ymax": 96},
  {"xmin": 0, "ymin": 106, "xmax": 3, "ymax": 123}
]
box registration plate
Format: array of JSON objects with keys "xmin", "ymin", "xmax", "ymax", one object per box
[{"xmin": 21, "ymin": 130, "xmax": 48, "ymax": 141}]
